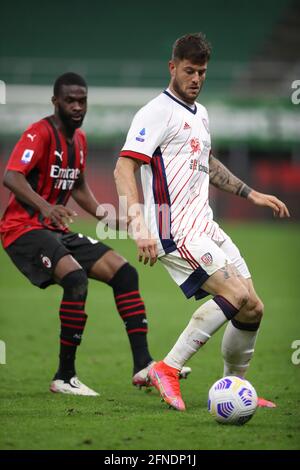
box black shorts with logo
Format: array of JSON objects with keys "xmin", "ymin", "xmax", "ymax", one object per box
[{"xmin": 5, "ymin": 229, "xmax": 112, "ymax": 289}]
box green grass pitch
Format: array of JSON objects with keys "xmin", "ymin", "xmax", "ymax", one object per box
[{"xmin": 0, "ymin": 221, "xmax": 299, "ymax": 450}]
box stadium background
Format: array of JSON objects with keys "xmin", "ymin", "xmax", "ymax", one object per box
[
  {"xmin": 1, "ymin": 0, "xmax": 300, "ymax": 220},
  {"xmin": 0, "ymin": 0, "xmax": 299, "ymax": 451}
]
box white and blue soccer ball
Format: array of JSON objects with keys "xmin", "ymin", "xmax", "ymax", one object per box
[{"xmin": 208, "ymin": 376, "xmax": 258, "ymax": 425}]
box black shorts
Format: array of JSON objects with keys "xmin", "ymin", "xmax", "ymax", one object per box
[{"xmin": 5, "ymin": 229, "xmax": 112, "ymax": 289}]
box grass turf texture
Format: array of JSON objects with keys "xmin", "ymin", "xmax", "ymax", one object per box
[{"xmin": 0, "ymin": 221, "xmax": 299, "ymax": 450}]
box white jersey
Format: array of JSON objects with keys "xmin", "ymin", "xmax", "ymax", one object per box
[{"xmin": 120, "ymin": 89, "xmax": 224, "ymax": 257}]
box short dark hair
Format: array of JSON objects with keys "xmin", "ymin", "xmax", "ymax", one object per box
[
  {"xmin": 53, "ymin": 72, "xmax": 87, "ymax": 96},
  {"xmin": 172, "ymin": 33, "xmax": 211, "ymax": 64}
]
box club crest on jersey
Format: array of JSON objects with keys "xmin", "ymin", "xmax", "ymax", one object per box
[
  {"xmin": 41, "ymin": 255, "xmax": 52, "ymax": 269},
  {"xmin": 21, "ymin": 149, "xmax": 34, "ymax": 164},
  {"xmin": 190, "ymin": 138, "xmax": 201, "ymax": 156},
  {"xmin": 136, "ymin": 128, "xmax": 146, "ymax": 142},
  {"xmin": 202, "ymin": 118, "xmax": 210, "ymax": 134},
  {"xmin": 201, "ymin": 252, "xmax": 213, "ymax": 266}
]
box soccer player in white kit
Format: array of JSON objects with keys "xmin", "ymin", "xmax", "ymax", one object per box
[{"xmin": 114, "ymin": 33, "xmax": 290, "ymax": 411}]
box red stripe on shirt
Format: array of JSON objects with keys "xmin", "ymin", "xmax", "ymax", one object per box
[
  {"xmin": 178, "ymin": 246, "xmax": 198, "ymax": 270},
  {"xmin": 182, "ymin": 244, "xmax": 200, "ymax": 268}
]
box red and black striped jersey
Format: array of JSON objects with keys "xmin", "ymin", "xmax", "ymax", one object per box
[{"xmin": 0, "ymin": 116, "xmax": 87, "ymax": 248}]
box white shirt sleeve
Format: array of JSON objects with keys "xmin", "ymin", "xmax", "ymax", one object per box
[{"xmin": 120, "ymin": 98, "xmax": 170, "ymax": 164}]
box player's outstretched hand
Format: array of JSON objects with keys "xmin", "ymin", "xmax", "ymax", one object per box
[
  {"xmin": 248, "ymin": 190, "xmax": 290, "ymax": 218},
  {"xmin": 128, "ymin": 219, "xmax": 158, "ymax": 266},
  {"xmin": 135, "ymin": 228, "xmax": 158, "ymax": 267},
  {"xmin": 137, "ymin": 237, "xmax": 158, "ymax": 266},
  {"xmin": 42, "ymin": 204, "xmax": 78, "ymax": 229}
]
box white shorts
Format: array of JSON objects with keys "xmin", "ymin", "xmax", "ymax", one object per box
[{"xmin": 160, "ymin": 228, "xmax": 251, "ymax": 300}]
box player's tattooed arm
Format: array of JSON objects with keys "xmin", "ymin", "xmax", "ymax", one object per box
[
  {"xmin": 209, "ymin": 153, "xmax": 290, "ymax": 218},
  {"xmin": 209, "ymin": 153, "xmax": 252, "ymax": 198}
]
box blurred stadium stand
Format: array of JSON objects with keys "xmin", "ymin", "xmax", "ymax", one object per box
[
  {"xmin": 0, "ymin": 0, "xmax": 299, "ymax": 220},
  {"xmin": 0, "ymin": 0, "xmax": 295, "ymax": 92}
]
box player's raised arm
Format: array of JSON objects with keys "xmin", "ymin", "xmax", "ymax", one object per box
[
  {"xmin": 114, "ymin": 157, "xmax": 158, "ymax": 266},
  {"xmin": 209, "ymin": 153, "xmax": 290, "ymax": 218}
]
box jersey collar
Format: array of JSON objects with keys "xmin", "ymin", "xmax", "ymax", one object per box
[{"xmin": 163, "ymin": 89, "xmax": 197, "ymax": 115}]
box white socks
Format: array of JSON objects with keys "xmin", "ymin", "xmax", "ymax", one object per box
[
  {"xmin": 163, "ymin": 297, "xmax": 259, "ymax": 375},
  {"xmin": 164, "ymin": 299, "xmax": 228, "ymax": 370},
  {"xmin": 221, "ymin": 321, "xmax": 259, "ymax": 378}
]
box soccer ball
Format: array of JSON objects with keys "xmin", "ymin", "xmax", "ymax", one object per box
[{"xmin": 208, "ymin": 376, "xmax": 258, "ymax": 425}]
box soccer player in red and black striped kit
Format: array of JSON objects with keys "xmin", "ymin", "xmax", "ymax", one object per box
[{"xmin": 0, "ymin": 73, "xmax": 181, "ymax": 395}]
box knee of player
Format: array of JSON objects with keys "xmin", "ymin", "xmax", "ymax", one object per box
[
  {"xmin": 111, "ymin": 262, "xmax": 139, "ymax": 289},
  {"xmin": 231, "ymin": 284, "xmax": 250, "ymax": 310},
  {"xmin": 241, "ymin": 297, "xmax": 264, "ymax": 322},
  {"xmin": 219, "ymin": 279, "xmax": 250, "ymax": 310},
  {"xmin": 123, "ymin": 263, "xmax": 138, "ymax": 281},
  {"xmin": 60, "ymin": 269, "xmax": 88, "ymax": 298},
  {"xmin": 253, "ymin": 299, "xmax": 264, "ymax": 321}
]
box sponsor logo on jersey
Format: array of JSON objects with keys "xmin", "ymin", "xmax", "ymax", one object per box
[
  {"xmin": 189, "ymin": 159, "xmax": 209, "ymax": 174},
  {"xmin": 21, "ymin": 149, "xmax": 34, "ymax": 164},
  {"xmin": 136, "ymin": 128, "xmax": 146, "ymax": 142},
  {"xmin": 190, "ymin": 137, "xmax": 201, "ymax": 156},
  {"xmin": 201, "ymin": 252, "xmax": 213, "ymax": 266},
  {"xmin": 41, "ymin": 255, "xmax": 52, "ymax": 268},
  {"xmin": 27, "ymin": 133, "xmax": 36, "ymax": 142},
  {"xmin": 202, "ymin": 118, "xmax": 210, "ymax": 134},
  {"xmin": 190, "ymin": 159, "xmax": 198, "ymax": 171},
  {"xmin": 183, "ymin": 122, "xmax": 191, "ymax": 130},
  {"xmin": 50, "ymin": 165, "xmax": 81, "ymax": 190}
]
